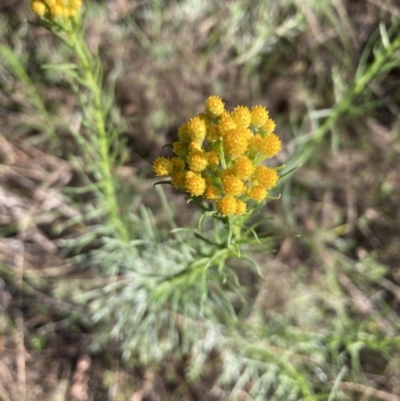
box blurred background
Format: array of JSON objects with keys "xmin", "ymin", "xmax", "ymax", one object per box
[{"xmin": 0, "ymin": 0, "xmax": 400, "ymax": 400}]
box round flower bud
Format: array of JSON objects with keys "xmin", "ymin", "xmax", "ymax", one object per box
[
  {"xmin": 235, "ymin": 199, "xmax": 247, "ymax": 215},
  {"xmin": 50, "ymin": 4, "xmax": 63, "ymax": 17},
  {"xmin": 223, "ymin": 128, "xmax": 249, "ymax": 158},
  {"xmin": 222, "ymin": 174, "xmax": 244, "ymax": 196},
  {"xmin": 254, "ymin": 166, "xmax": 278, "ymax": 189},
  {"xmin": 178, "ymin": 123, "xmax": 191, "ymax": 144},
  {"xmin": 171, "ymin": 172, "xmax": 186, "ymax": 191},
  {"xmin": 261, "ymin": 118, "xmax": 276, "ymax": 136},
  {"xmin": 217, "ymin": 196, "xmax": 237, "ymax": 216},
  {"xmin": 248, "ymin": 186, "xmax": 267, "ymax": 202},
  {"xmin": 187, "ymin": 117, "xmax": 206, "ymax": 143},
  {"xmin": 172, "ymin": 141, "xmax": 186, "ymax": 158},
  {"xmin": 31, "ymin": 1, "xmax": 47, "ymax": 16},
  {"xmin": 171, "ymin": 157, "xmax": 185, "ymax": 172},
  {"xmin": 207, "ymin": 151, "xmax": 219, "ymax": 167},
  {"xmin": 219, "ymin": 169, "xmax": 233, "ymax": 181},
  {"xmin": 153, "ymin": 157, "xmax": 172, "ymax": 177},
  {"xmin": 218, "ymin": 112, "xmax": 237, "ymax": 137},
  {"xmin": 205, "ymin": 96, "xmax": 225, "ymax": 118},
  {"xmin": 260, "ymin": 133, "xmax": 281, "ymax": 157},
  {"xmin": 206, "ymin": 125, "xmax": 220, "ymax": 142},
  {"xmin": 70, "ymin": 0, "xmax": 82, "ymax": 8},
  {"xmin": 204, "ymin": 185, "xmax": 220, "ymax": 200},
  {"xmin": 232, "ymin": 106, "xmax": 251, "ymax": 128},
  {"xmin": 251, "ymin": 105, "xmax": 269, "ymax": 128},
  {"xmin": 185, "ymin": 172, "xmax": 206, "ymax": 196},
  {"xmin": 233, "ymin": 156, "xmax": 254, "ymax": 180},
  {"xmin": 188, "ymin": 150, "xmax": 208, "ymax": 172},
  {"xmin": 249, "ymin": 134, "xmax": 263, "ymax": 154}
]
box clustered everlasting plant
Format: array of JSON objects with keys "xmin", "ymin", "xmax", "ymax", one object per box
[
  {"xmin": 30, "ymin": 0, "xmax": 82, "ymax": 19},
  {"xmin": 153, "ymin": 96, "xmax": 282, "ymax": 217}
]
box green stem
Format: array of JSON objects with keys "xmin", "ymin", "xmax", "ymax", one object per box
[{"xmin": 69, "ymin": 30, "xmax": 129, "ymax": 242}]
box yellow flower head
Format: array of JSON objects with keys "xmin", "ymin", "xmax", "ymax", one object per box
[
  {"xmin": 204, "ymin": 185, "xmax": 220, "ymax": 200},
  {"xmin": 172, "ymin": 141, "xmax": 186, "ymax": 158},
  {"xmin": 31, "ymin": 1, "xmax": 46, "ymax": 16},
  {"xmin": 205, "ymin": 96, "xmax": 225, "ymax": 118},
  {"xmin": 223, "ymin": 128, "xmax": 249, "ymax": 158},
  {"xmin": 153, "ymin": 157, "xmax": 172, "ymax": 177},
  {"xmin": 185, "ymin": 172, "xmax": 206, "ymax": 196},
  {"xmin": 178, "ymin": 123, "xmax": 191, "ymax": 144},
  {"xmin": 261, "ymin": 118, "xmax": 276, "ymax": 136},
  {"xmin": 171, "ymin": 171, "xmax": 186, "ymax": 191},
  {"xmin": 222, "ymin": 174, "xmax": 244, "ymax": 196},
  {"xmin": 218, "ymin": 112, "xmax": 237, "ymax": 137},
  {"xmin": 187, "ymin": 116, "xmax": 206, "ymax": 143},
  {"xmin": 254, "ymin": 166, "xmax": 278, "ymax": 189},
  {"xmin": 235, "ymin": 199, "xmax": 247, "ymax": 215},
  {"xmin": 188, "ymin": 150, "xmax": 208, "ymax": 172},
  {"xmin": 249, "ymin": 134, "xmax": 263, "ymax": 155},
  {"xmin": 206, "ymin": 125, "xmax": 220, "ymax": 142},
  {"xmin": 154, "ymin": 96, "xmax": 283, "ymax": 212},
  {"xmin": 31, "ymin": 0, "xmax": 82, "ymax": 19},
  {"xmin": 248, "ymin": 186, "xmax": 267, "ymax": 202},
  {"xmin": 233, "ymin": 156, "xmax": 254, "ymax": 180},
  {"xmin": 207, "ymin": 151, "xmax": 220, "ymax": 168},
  {"xmin": 232, "ymin": 106, "xmax": 251, "ymax": 128},
  {"xmin": 251, "ymin": 105, "xmax": 269, "ymax": 128},
  {"xmin": 219, "ymin": 168, "xmax": 234, "ymax": 180},
  {"xmin": 171, "ymin": 157, "xmax": 185, "ymax": 172},
  {"xmin": 216, "ymin": 196, "xmax": 237, "ymax": 216},
  {"xmin": 260, "ymin": 133, "xmax": 281, "ymax": 157}
]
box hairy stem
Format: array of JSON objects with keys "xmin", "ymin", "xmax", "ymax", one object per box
[{"xmin": 68, "ymin": 30, "xmax": 129, "ymax": 242}]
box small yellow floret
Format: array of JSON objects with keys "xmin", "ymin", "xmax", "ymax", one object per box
[
  {"xmin": 232, "ymin": 106, "xmax": 251, "ymax": 128},
  {"xmin": 251, "ymin": 105, "xmax": 269, "ymax": 128},
  {"xmin": 187, "ymin": 117, "xmax": 206, "ymax": 143},
  {"xmin": 185, "ymin": 172, "xmax": 206, "ymax": 196},
  {"xmin": 261, "ymin": 118, "xmax": 276, "ymax": 136},
  {"xmin": 207, "ymin": 151, "xmax": 219, "ymax": 167},
  {"xmin": 206, "ymin": 125, "xmax": 220, "ymax": 142},
  {"xmin": 235, "ymin": 199, "xmax": 247, "ymax": 215},
  {"xmin": 217, "ymin": 196, "xmax": 237, "ymax": 216},
  {"xmin": 204, "ymin": 185, "xmax": 220, "ymax": 200},
  {"xmin": 188, "ymin": 150, "xmax": 208, "ymax": 172},
  {"xmin": 31, "ymin": 1, "xmax": 47, "ymax": 16},
  {"xmin": 44, "ymin": 0, "xmax": 56, "ymax": 6},
  {"xmin": 172, "ymin": 141, "xmax": 186, "ymax": 157},
  {"xmin": 70, "ymin": 0, "xmax": 82, "ymax": 7},
  {"xmin": 248, "ymin": 186, "xmax": 267, "ymax": 202},
  {"xmin": 254, "ymin": 166, "xmax": 278, "ymax": 189},
  {"xmin": 205, "ymin": 96, "xmax": 225, "ymax": 118},
  {"xmin": 178, "ymin": 123, "xmax": 191, "ymax": 144},
  {"xmin": 249, "ymin": 134, "xmax": 263, "ymax": 154},
  {"xmin": 219, "ymin": 168, "xmax": 233, "ymax": 180},
  {"xmin": 233, "ymin": 156, "xmax": 254, "ymax": 180},
  {"xmin": 153, "ymin": 157, "xmax": 172, "ymax": 177},
  {"xmin": 218, "ymin": 112, "xmax": 237, "ymax": 137},
  {"xmin": 223, "ymin": 128, "xmax": 249, "ymax": 158},
  {"xmin": 260, "ymin": 133, "xmax": 281, "ymax": 157},
  {"xmin": 50, "ymin": 4, "xmax": 63, "ymax": 17},
  {"xmin": 171, "ymin": 172, "xmax": 186, "ymax": 191},
  {"xmin": 171, "ymin": 157, "xmax": 185, "ymax": 172},
  {"xmin": 222, "ymin": 174, "xmax": 244, "ymax": 196}
]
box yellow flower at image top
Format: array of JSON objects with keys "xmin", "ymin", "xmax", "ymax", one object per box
[
  {"xmin": 30, "ymin": 0, "xmax": 82, "ymax": 19},
  {"xmin": 153, "ymin": 96, "xmax": 282, "ymax": 217}
]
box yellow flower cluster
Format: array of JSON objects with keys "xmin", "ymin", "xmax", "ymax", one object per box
[
  {"xmin": 153, "ymin": 96, "xmax": 282, "ymax": 216},
  {"xmin": 30, "ymin": 0, "xmax": 82, "ymax": 19}
]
